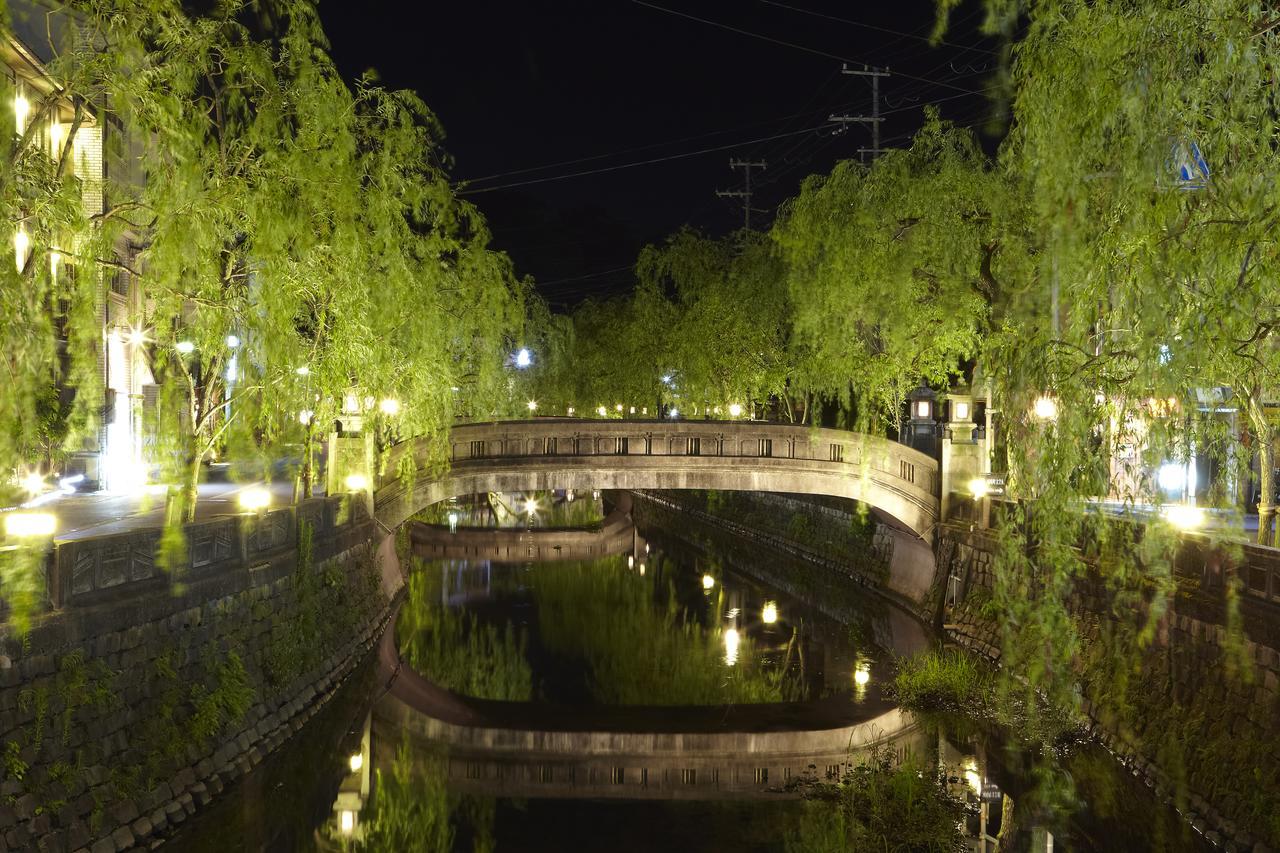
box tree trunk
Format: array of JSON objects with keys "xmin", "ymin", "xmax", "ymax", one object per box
[
  {"xmin": 183, "ymin": 442, "xmax": 202, "ymax": 523},
  {"xmin": 1249, "ymin": 395, "xmax": 1275, "ymax": 546}
]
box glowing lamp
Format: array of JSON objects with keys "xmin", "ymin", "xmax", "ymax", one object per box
[
  {"xmin": 344, "ymin": 474, "xmax": 369, "ymax": 492},
  {"xmin": 298, "ymin": 410, "xmax": 314, "ymax": 426},
  {"xmin": 13, "ymin": 93, "xmax": 29, "ymax": 134},
  {"xmin": 1032, "ymin": 395, "xmax": 1058, "ymax": 421},
  {"xmin": 339, "ymin": 810, "xmax": 355, "ymax": 834},
  {"xmin": 4, "ymin": 512, "xmax": 56, "ymax": 538},
  {"xmin": 953, "ymin": 401, "xmax": 970, "ymax": 420},
  {"xmin": 127, "ymin": 328, "xmax": 147, "ymax": 346},
  {"xmin": 628, "ymin": 555, "xmax": 635, "ymax": 569},
  {"xmin": 226, "ymin": 334, "xmax": 240, "ymax": 348},
  {"xmin": 175, "ymin": 340, "xmax": 195, "ymax": 355},
  {"xmin": 728, "ymin": 403, "xmax": 743, "ymax": 418},
  {"xmin": 853, "ymin": 666, "xmax": 870, "ymax": 686},
  {"xmin": 19, "ymin": 471, "xmax": 46, "ymax": 497},
  {"xmin": 527, "ymin": 400, "xmax": 538, "ymax": 412},
  {"xmin": 523, "ymin": 497, "xmax": 538, "ymax": 515},
  {"xmin": 615, "ymin": 403, "xmax": 623, "ymax": 412},
  {"xmin": 13, "ymin": 225, "xmax": 28, "ymax": 273},
  {"xmin": 1165, "ymin": 504, "xmax": 1205, "ymax": 530},
  {"xmin": 379, "ymin": 397, "xmax": 400, "ymax": 416},
  {"xmin": 596, "ymin": 406, "xmax": 607, "ymax": 417},
  {"xmin": 669, "ymin": 408, "xmax": 679, "ymax": 418},
  {"xmin": 295, "ymin": 366, "xmax": 310, "ymax": 376},
  {"xmin": 515, "ymin": 348, "xmax": 532, "ymax": 368},
  {"xmin": 348, "ymin": 753, "xmax": 363, "ymax": 773},
  {"xmin": 238, "ymin": 488, "xmax": 270, "ymax": 513},
  {"xmin": 968, "ymin": 477, "xmax": 989, "ymax": 500},
  {"xmin": 762, "ymin": 602, "xmax": 778, "ymax": 624},
  {"xmin": 701, "ymin": 573, "xmax": 715, "ymax": 590},
  {"xmin": 567, "ymin": 407, "xmax": 575, "ymax": 415}
]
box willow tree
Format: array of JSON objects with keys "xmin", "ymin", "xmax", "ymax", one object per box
[
  {"xmin": 635, "ymin": 228, "xmax": 795, "ymax": 419},
  {"xmin": 773, "ymin": 114, "xmax": 1026, "ymax": 432}
]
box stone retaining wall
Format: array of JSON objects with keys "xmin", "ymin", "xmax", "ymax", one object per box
[
  {"xmin": 940, "ymin": 522, "xmax": 1280, "ymax": 853},
  {"xmin": 0, "ymin": 514, "xmax": 395, "ymax": 853}
]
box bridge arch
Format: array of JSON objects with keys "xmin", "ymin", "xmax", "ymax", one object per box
[{"xmin": 374, "ymin": 419, "xmax": 940, "ymax": 540}]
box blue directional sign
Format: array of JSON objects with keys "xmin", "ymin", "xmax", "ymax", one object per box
[{"xmin": 1169, "ymin": 138, "xmax": 1210, "ymax": 190}]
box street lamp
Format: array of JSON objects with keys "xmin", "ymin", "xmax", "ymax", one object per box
[
  {"xmin": 728, "ymin": 403, "xmax": 743, "ymax": 418},
  {"xmin": 238, "ymin": 488, "xmax": 271, "ymax": 513},
  {"xmin": 762, "ymin": 601, "xmax": 778, "ymax": 624},
  {"xmin": 527, "ymin": 400, "xmax": 538, "ymax": 412},
  {"xmin": 379, "ymin": 398, "xmax": 400, "ymax": 416},
  {"xmin": 344, "ymin": 473, "xmax": 369, "ymax": 491},
  {"xmin": 4, "ymin": 511, "xmax": 56, "ymax": 538},
  {"xmin": 702, "ymin": 573, "xmax": 715, "ymax": 590},
  {"xmin": 1032, "ymin": 395, "xmax": 1059, "ymax": 421},
  {"xmin": 515, "ymin": 348, "xmax": 532, "ymax": 368}
]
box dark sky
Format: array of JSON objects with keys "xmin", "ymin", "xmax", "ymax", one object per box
[{"xmin": 318, "ymin": 1, "xmax": 1002, "ymax": 308}]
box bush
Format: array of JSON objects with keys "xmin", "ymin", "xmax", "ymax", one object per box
[{"xmin": 893, "ymin": 648, "xmax": 992, "ymax": 711}]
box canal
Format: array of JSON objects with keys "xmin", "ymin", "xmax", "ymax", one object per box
[{"xmin": 163, "ymin": 490, "xmax": 1207, "ymax": 852}]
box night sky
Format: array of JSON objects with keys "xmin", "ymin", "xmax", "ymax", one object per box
[{"xmin": 318, "ymin": 1, "xmax": 1002, "ymax": 307}]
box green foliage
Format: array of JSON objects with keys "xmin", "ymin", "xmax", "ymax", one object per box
[
  {"xmin": 893, "ymin": 649, "xmax": 993, "ymax": 712},
  {"xmin": 396, "ymin": 563, "xmax": 533, "ymax": 701},
  {"xmin": 785, "ymin": 748, "xmax": 967, "ymax": 853},
  {"xmin": 532, "ymin": 555, "xmax": 786, "ymax": 705}
]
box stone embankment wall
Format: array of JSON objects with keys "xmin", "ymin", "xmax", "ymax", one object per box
[
  {"xmin": 939, "ymin": 522, "xmax": 1280, "ymax": 853},
  {"xmin": 0, "ymin": 498, "xmax": 396, "ymax": 853},
  {"xmin": 634, "ymin": 489, "xmax": 940, "ymax": 616}
]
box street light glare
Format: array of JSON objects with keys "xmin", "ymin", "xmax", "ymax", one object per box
[
  {"xmin": 728, "ymin": 403, "xmax": 743, "ymax": 418},
  {"xmin": 1032, "ymin": 395, "xmax": 1058, "ymax": 421},
  {"xmin": 762, "ymin": 602, "xmax": 778, "ymax": 624},
  {"xmin": 4, "ymin": 511, "xmax": 56, "ymax": 538},
  {"xmin": 702, "ymin": 573, "xmax": 715, "ymax": 590},
  {"xmin": 238, "ymin": 487, "xmax": 271, "ymax": 512},
  {"xmin": 1165, "ymin": 504, "xmax": 1205, "ymax": 530},
  {"xmin": 515, "ymin": 348, "xmax": 532, "ymax": 368},
  {"xmin": 379, "ymin": 397, "xmax": 401, "ymax": 416},
  {"xmin": 968, "ymin": 477, "xmax": 989, "ymax": 499},
  {"xmin": 344, "ymin": 473, "xmax": 369, "ymax": 492}
]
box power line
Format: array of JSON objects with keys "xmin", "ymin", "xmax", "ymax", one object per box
[
  {"xmin": 629, "ymin": 0, "xmax": 994, "ymax": 98},
  {"xmin": 457, "ymin": 124, "xmax": 829, "ymax": 195},
  {"xmin": 756, "ymin": 0, "xmax": 998, "ymax": 57},
  {"xmin": 460, "ymin": 103, "xmax": 843, "ymax": 187},
  {"xmin": 716, "ymin": 159, "xmax": 767, "ymax": 229}
]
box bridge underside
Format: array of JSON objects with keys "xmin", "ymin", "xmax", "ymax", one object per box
[{"xmin": 376, "ymin": 456, "xmax": 936, "ymax": 540}]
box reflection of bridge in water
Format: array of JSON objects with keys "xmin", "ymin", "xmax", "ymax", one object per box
[
  {"xmin": 371, "ymin": 618, "xmax": 927, "ymax": 800},
  {"xmin": 409, "ymin": 493, "xmax": 636, "ymax": 564}
]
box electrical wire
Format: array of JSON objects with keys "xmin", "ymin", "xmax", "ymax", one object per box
[
  {"xmin": 756, "ymin": 0, "xmax": 998, "ymax": 56},
  {"xmin": 457, "ymin": 123, "xmax": 831, "ymax": 195},
  {"xmin": 629, "ymin": 0, "xmax": 995, "ymax": 98}
]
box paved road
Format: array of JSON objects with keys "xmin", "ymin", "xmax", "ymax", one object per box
[{"xmin": 42, "ymin": 481, "xmax": 311, "ymax": 541}]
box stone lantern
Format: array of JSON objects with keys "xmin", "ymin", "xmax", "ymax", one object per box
[
  {"xmin": 947, "ymin": 389, "xmax": 977, "ymax": 443},
  {"xmin": 903, "ymin": 385, "xmax": 939, "ymax": 458}
]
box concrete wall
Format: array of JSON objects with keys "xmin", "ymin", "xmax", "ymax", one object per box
[{"xmin": 0, "ymin": 505, "xmax": 394, "ymax": 853}]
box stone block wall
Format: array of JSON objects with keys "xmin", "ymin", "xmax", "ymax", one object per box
[
  {"xmin": 940, "ymin": 522, "xmax": 1280, "ymax": 851},
  {"xmin": 0, "ymin": 512, "xmax": 394, "ymax": 853}
]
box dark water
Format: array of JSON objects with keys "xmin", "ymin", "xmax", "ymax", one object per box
[{"xmin": 163, "ymin": 491, "xmax": 1209, "ymax": 852}]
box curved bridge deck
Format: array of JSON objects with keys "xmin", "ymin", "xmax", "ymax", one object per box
[{"xmin": 376, "ymin": 419, "xmax": 939, "ymax": 539}]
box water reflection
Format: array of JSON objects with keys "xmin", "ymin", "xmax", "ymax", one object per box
[{"xmin": 165, "ymin": 491, "xmax": 1210, "ymax": 851}]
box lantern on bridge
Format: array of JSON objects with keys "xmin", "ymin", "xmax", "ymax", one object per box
[{"xmin": 903, "ymin": 385, "xmax": 939, "ymax": 459}]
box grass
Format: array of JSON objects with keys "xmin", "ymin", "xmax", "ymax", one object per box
[{"xmin": 892, "ymin": 648, "xmax": 993, "ymax": 712}]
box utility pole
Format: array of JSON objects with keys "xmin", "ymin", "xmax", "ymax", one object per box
[
  {"xmin": 716, "ymin": 158, "xmax": 766, "ymax": 230},
  {"xmin": 829, "ymin": 64, "xmax": 890, "ymax": 162}
]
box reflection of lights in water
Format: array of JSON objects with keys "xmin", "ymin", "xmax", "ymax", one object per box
[
  {"xmin": 639, "ymin": 563, "xmax": 645, "ymax": 576},
  {"xmin": 339, "ymin": 810, "xmax": 355, "ymax": 834},
  {"xmin": 349, "ymin": 753, "xmax": 363, "ymax": 772},
  {"xmin": 702, "ymin": 574, "xmax": 715, "ymax": 590},
  {"xmin": 644, "ymin": 542, "xmax": 650, "ymax": 554},
  {"xmin": 447, "ymin": 511, "xmax": 458, "ymax": 532},
  {"xmin": 723, "ymin": 628, "xmax": 740, "ymax": 666},
  {"xmin": 726, "ymin": 607, "xmax": 740, "ymax": 619},
  {"xmin": 628, "ymin": 555, "xmax": 635, "ymax": 569},
  {"xmin": 854, "ymin": 665, "xmax": 871, "ymax": 686},
  {"xmin": 762, "ymin": 601, "xmax": 778, "ymax": 624}
]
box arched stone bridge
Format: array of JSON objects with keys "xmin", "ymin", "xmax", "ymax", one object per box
[{"xmin": 374, "ymin": 419, "xmax": 940, "ymax": 540}]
